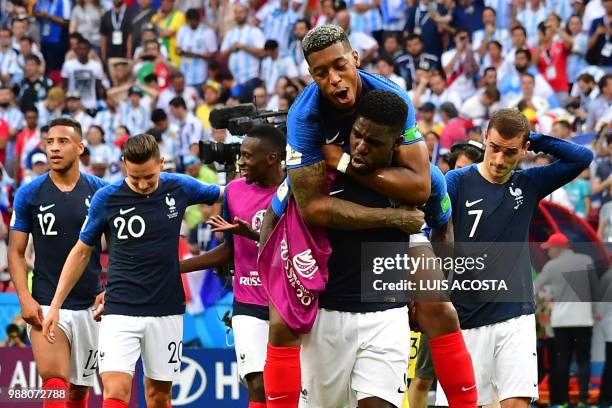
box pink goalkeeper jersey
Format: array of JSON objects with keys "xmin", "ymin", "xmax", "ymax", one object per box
[{"xmin": 224, "ymin": 177, "xmax": 277, "ymax": 307}]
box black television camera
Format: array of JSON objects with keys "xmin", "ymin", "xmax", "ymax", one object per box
[{"xmin": 198, "ymin": 103, "xmax": 288, "ymax": 172}]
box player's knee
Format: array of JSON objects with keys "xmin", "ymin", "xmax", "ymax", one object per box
[
  {"xmin": 145, "ymin": 389, "xmax": 170, "ymax": 408},
  {"xmin": 38, "ymin": 368, "xmax": 69, "ymax": 383},
  {"xmin": 102, "ymin": 376, "xmax": 132, "ymax": 402},
  {"xmin": 68, "ymin": 385, "xmax": 89, "ymax": 401},
  {"xmin": 245, "ymin": 372, "xmax": 266, "ymax": 402}
]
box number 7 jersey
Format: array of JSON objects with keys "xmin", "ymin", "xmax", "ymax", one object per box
[{"xmin": 10, "ymin": 173, "xmax": 108, "ymax": 310}]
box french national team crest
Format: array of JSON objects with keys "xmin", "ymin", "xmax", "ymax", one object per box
[
  {"xmin": 166, "ymin": 194, "xmax": 178, "ymax": 219},
  {"xmin": 509, "ymin": 185, "xmax": 524, "ymax": 210}
]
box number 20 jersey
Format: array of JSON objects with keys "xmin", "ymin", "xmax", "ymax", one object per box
[{"xmin": 10, "ymin": 173, "xmax": 107, "ymax": 310}]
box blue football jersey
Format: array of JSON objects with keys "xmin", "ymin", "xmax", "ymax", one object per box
[
  {"xmin": 286, "ymin": 69, "xmax": 423, "ymax": 169},
  {"xmin": 446, "ymin": 133, "xmax": 593, "ymax": 329},
  {"xmin": 10, "ymin": 173, "xmax": 107, "ymax": 309},
  {"xmin": 80, "ymin": 173, "xmax": 220, "ymax": 317}
]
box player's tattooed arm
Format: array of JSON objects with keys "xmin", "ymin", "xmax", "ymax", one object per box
[
  {"xmin": 288, "ymin": 162, "xmax": 425, "ymax": 233},
  {"xmin": 258, "ymin": 206, "xmax": 280, "ymax": 252},
  {"xmin": 180, "ymin": 241, "xmax": 232, "ymax": 274},
  {"xmin": 323, "ymin": 143, "xmax": 431, "ymax": 206}
]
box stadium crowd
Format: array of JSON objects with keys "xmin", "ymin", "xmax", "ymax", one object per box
[{"xmin": 0, "ymin": 0, "xmax": 611, "ymax": 406}]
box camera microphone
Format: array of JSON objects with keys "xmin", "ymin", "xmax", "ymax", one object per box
[{"xmin": 209, "ymin": 103, "xmax": 257, "ymax": 129}]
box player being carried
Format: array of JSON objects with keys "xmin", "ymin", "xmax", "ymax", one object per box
[
  {"xmin": 9, "ymin": 118, "xmax": 107, "ymax": 408},
  {"xmin": 42, "ymin": 134, "xmax": 223, "ymax": 408},
  {"xmin": 257, "ymin": 24, "xmax": 476, "ymax": 408}
]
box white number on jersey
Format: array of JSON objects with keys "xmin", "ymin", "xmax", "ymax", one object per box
[
  {"xmin": 467, "ymin": 209, "xmax": 483, "ymax": 238},
  {"xmin": 113, "ymin": 215, "xmax": 146, "ymax": 240},
  {"xmin": 37, "ymin": 213, "xmax": 58, "ymax": 236}
]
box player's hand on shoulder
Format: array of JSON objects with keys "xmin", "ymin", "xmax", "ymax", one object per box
[
  {"xmin": 41, "ymin": 306, "xmax": 59, "ymax": 344},
  {"xmin": 92, "ymin": 291, "xmax": 105, "ymax": 322},
  {"xmin": 19, "ymin": 294, "xmax": 43, "ymax": 328}
]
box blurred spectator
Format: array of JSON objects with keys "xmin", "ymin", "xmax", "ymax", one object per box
[
  {"xmin": 417, "ymin": 101, "xmax": 443, "ymax": 136},
  {"xmin": 13, "ymin": 107, "xmax": 39, "ymax": 184},
  {"xmin": 564, "ymin": 169, "xmax": 591, "ymax": 218},
  {"xmin": 94, "ymin": 93, "xmax": 122, "ymax": 144},
  {"xmin": 120, "ymin": 85, "xmax": 151, "ymax": 135},
  {"xmin": 534, "ymin": 21, "xmax": 572, "ymax": 105},
  {"xmin": 499, "ymin": 48, "xmax": 555, "ymax": 103},
  {"xmin": 452, "ymin": 0, "xmax": 484, "ymax": 35},
  {"xmin": 157, "ymin": 71, "xmax": 199, "ymax": 119},
  {"xmin": 0, "ymin": 27, "xmax": 22, "ymax": 86},
  {"xmin": 473, "ymin": 7, "xmax": 511, "ymax": 58},
  {"xmin": 0, "ymin": 323, "xmax": 26, "ymax": 347},
  {"xmin": 65, "ymin": 92, "xmax": 93, "ymax": 132},
  {"xmin": 439, "ymin": 101, "xmax": 469, "ymax": 150},
  {"xmin": 401, "ymin": 33, "xmax": 439, "ymax": 90},
  {"xmin": 22, "ymin": 152, "xmax": 49, "ymax": 185},
  {"xmin": 586, "ymin": 0, "xmax": 612, "ymax": 71},
  {"xmin": 480, "ymin": 41, "xmax": 511, "ymax": 80},
  {"xmin": 375, "ymin": 55, "xmax": 405, "ymax": 89},
  {"xmin": 289, "ymin": 19, "xmax": 310, "ymax": 69},
  {"xmin": 505, "ymin": 73, "xmax": 550, "ymax": 116},
  {"xmin": 33, "ymin": 0, "xmax": 70, "ymax": 79},
  {"xmin": 100, "ymin": 0, "xmax": 135, "ymax": 61},
  {"xmin": 90, "ymin": 155, "xmax": 108, "ymax": 179},
  {"xmin": 478, "ymin": 66, "xmax": 497, "ymax": 89},
  {"xmin": 261, "ymin": 0, "xmax": 298, "ymax": 56},
  {"xmin": 252, "ymin": 85, "xmax": 268, "ymax": 111},
  {"xmin": 336, "ymin": 9, "xmax": 378, "ymax": 65},
  {"xmin": 566, "ymin": 15, "xmax": 589, "ymax": 84},
  {"xmin": 35, "ymin": 86, "xmax": 63, "ymax": 128},
  {"xmin": 260, "ymin": 40, "xmax": 299, "ymax": 96},
  {"xmin": 196, "ymin": 80, "xmax": 221, "ymax": 134},
  {"xmin": 176, "ymin": 9, "xmax": 217, "ymax": 88},
  {"xmin": 442, "ymin": 28, "xmax": 478, "ymax": 97},
  {"xmin": 460, "ymin": 85, "xmax": 501, "ymax": 125},
  {"xmin": 131, "ymin": 0, "xmax": 156, "ymax": 50},
  {"xmin": 170, "ymin": 96, "xmax": 204, "ymax": 161},
  {"xmin": 414, "ymin": 70, "xmax": 462, "ymax": 110},
  {"xmin": 551, "ymin": 119, "xmax": 573, "ymax": 141},
  {"xmin": 61, "ymin": 37, "xmax": 104, "ymax": 111},
  {"xmin": 220, "ymin": 2, "xmax": 265, "ymax": 88},
  {"xmin": 86, "ymin": 125, "xmax": 115, "ymax": 165},
  {"xmin": 424, "ymin": 130, "xmax": 440, "ymax": 163},
  {"xmin": 448, "ymin": 139, "xmax": 484, "ymax": 169},
  {"xmin": 535, "ymin": 233, "xmax": 595, "ymax": 407},
  {"xmin": 517, "ymin": 0, "xmax": 549, "ymax": 47},
  {"xmin": 70, "ymin": 0, "xmax": 103, "ymax": 52},
  {"xmin": 151, "ymin": 0, "xmax": 185, "ymax": 66},
  {"xmin": 406, "ymin": 0, "xmax": 449, "ymax": 58},
  {"xmin": 506, "ymin": 24, "xmax": 529, "ymax": 67},
  {"xmin": 586, "ymin": 74, "xmax": 612, "ymax": 131},
  {"xmin": 17, "ymin": 54, "xmax": 53, "ymax": 111},
  {"xmin": 0, "ymin": 86, "xmax": 24, "ymax": 140},
  {"xmin": 312, "ymin": 0, "xmax": 336, "ymax": 27}
]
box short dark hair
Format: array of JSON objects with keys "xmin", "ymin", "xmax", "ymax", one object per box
[
  {"xmin": 487, "ymin": 108, "xmax": 530, "ymax": 144},
  {"xmin": 599, "ymin": 74, "xmax": 612, "ymax": 92},
  {"xmin": 24, "ymin": 106, "xmax": 38, "ymax": 115},
  {"xmin": 449, "ymin": 144, "xmax": 484, "ymax": 169},
  {"xmin": 515, "ymin": 48, "xmax": 532, "ymax": 62},
  {"xmin": 151, "ymin": 108, "xmax": 168, "ymax": 123},
  {"xmin": 439, "ymin": 102, "xmax": 458, "ymax": 119},
  {"xmin": 295, "ymin": 19, "xmax": 311, "ymax": 30},
  {"xmin": 484, "ymin": 66, "xmax": 497, "ymax": 76},
  {"xmin": 511, "ymin": 24, "xmax": 527, "ymax": 37},
  {"xmin": 484, "ymin": 86, "xmax": 501, "ymax": 102},
  {"xmin": 577, "ymin": 73, "xmax": 595, "ymax": 83},
  {"xmin": 488, "ymin": 40, "xmax": 502, "ymax": 51},
  {"xmin": 302, "ymin": 25, "xmax": 350, "ymax": 62},
  {"xmin": 122, "ymin": 134, "xmax": 160, "ymax": 164},
  {"xmin": 186, "ymin": 8, "xmax": 200, "ymax": 20},
  {"xmin": 24, "ymin": 54, "xmax": 41, "ymax": 65},
  {"xmin": 520, "ymin": 72, "xmax": 535, "ymax": 82},
  {"xmin": 358, "ymin": 89, "xmax": 407, "ymax": 135},
  {"xmin": 537, "ymin": 21, "xmax": 548, "ymax": 35},
  {"xmin": 483, "ymin": 6, "xmax": 496, "ymax": 15},
  {"xmin": 77, "ymin": 36, "xmax": 91, "ymax": 48},
  {"xmin": 264, "ymin": 39, "xmax": 279, "ymax": 51},
  {"xmin": 405, "ymin": 33, "xmax": 422, "ymax": 43},
  {"xmin": 48, "ymin": 117, "xmax": 83, "ymax": 139},
  {"xmin": 169, "ymin": 97, "xmax": 187, "ymax": 110},
  {"xmin": 247, "ymin": 124, "xmax": 286, "ymax": 156},
  {"xmin": 88, "ymin": 124, "xmax": 105, "ymax": 139}
]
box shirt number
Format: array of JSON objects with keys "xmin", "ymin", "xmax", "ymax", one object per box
[
  {"xmin": 468, "ymin": 209, "xmax": 483, "ymax": 238},
  {"xmin": 113, "ymin": 215, "xmax": 146, "ymax": 240},
  {"xmin": 37, "ymin": 213, "xmax": 58, "ymax": 236}
]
